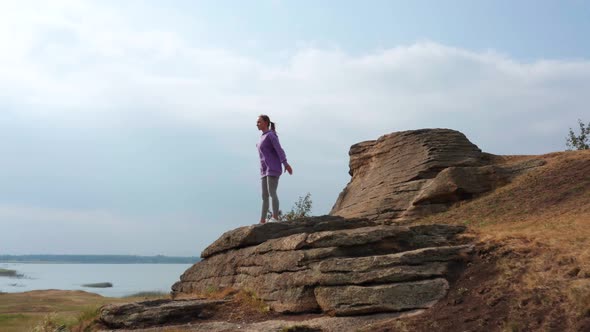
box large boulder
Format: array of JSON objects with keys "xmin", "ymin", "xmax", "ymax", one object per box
[
  {"xmin": 172, "ymin": 216, "xmax": 473, "ymax": 316},
  {"xmin": 330, "ymin": 129, "xmax": 545, "ymax": 222}
]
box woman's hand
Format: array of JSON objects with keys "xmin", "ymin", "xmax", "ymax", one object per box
[{"xmin": 284, "ymin": 164, "xmax": 293, "ymax": 175}]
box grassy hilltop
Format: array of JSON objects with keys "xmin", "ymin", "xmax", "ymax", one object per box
[{"xmin": 394, "ymin": 149, "xmax": 590, "ymax": 331}]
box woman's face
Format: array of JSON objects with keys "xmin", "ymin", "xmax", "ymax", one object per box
[{"xmin": 256, "ymin": 117, "xmax": 268, "ymax": 131}]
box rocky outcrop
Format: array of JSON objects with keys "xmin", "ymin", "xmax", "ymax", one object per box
[
  {"xmin": 330, "ymin": 129, "xmax": 545, "ymax": 222},
  {"xmin": 201, "ymin": 215, "xmax": 375, "ymax": 258},
  {"xmin": 171, "ymin": 216, "xmax": 473, "ymax": 316},
  {"xmin": 100, "ymin": 128, "xmax": 551, "ymax": 330},
  {"xmin": 100, "ymin": 299, "xmax": 227, "ymax": 329}
]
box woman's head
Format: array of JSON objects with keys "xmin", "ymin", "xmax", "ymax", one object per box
[{"xmin": 257, "ymin": 114, "xmax": 276, "ymax": 132}]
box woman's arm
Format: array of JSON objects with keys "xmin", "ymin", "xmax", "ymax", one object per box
[{"xmin": 269, "ymin": 133, "xmax": 292, "ymax": 175}]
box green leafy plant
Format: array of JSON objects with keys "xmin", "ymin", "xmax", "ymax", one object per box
[
  {"xmin": 268, "ymin": 193, "xmax": 313, "ymax": 221},
  {"xmin": 566, "ymin": 119, "xmax": 590, "ymax": 150}
]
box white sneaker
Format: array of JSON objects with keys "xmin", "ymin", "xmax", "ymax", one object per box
[{"xmin": 268, "ymin": 217, "xmax": 279, "ymax": 223}]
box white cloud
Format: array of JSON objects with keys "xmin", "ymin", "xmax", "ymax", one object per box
[{"xmin": 1, "ymin": 2, "xmax": 587, "ymax": 155}]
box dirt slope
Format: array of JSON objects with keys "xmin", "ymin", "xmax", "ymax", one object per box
[{"xmin": 392, "ymin": 150, "xmax": 590, "ymax": 332}]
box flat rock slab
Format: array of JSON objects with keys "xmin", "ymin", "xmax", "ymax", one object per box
[
  {"xmin": 315, "ymin": 278, "xmax": 449, "ymax": 316},
  {"xmin": 99, "ymin": 310, "xmax": 425, "ymax": 332},
  {"xmin": 318, "ymin": 245, "xmax": 474, "ymax": 272},
  {"xmin": 202, "ymin": 215, "xmax": 376, "ymax": 258},
  {"xmin": 99, "ymin": 299, "xmax": 228, "ymax": 329}
]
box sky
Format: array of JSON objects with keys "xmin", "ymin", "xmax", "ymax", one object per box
[{"xmin": 1, "ymin": 0, "xmax": 589, "ymax": 256}]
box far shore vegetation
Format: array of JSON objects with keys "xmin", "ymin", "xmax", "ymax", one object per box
[{"xmin": 0, "ymin": 255, "xmax": 199, "ymax": 264}]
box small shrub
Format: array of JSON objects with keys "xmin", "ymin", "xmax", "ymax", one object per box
[
  {"xmin": 31, "ymin": 313, "xmax": 67, "ymax": 332},
  {"xmin": 69, "ymin": 306, "xmax": 101, "ymax": 332},
  {"xmin": 270, "ymin": 193, "xmax": 313, "ymax": 221},
  {"xmin": 565, "ymin": 119, "xmax": 590, "ymax": 150},
  {"xmin": 31, "ymin": 307, "xmax": 103, "ymax": 332}
]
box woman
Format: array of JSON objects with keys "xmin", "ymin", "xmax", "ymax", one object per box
[{"xmin": 256, "ymin": 115, "xmax": 293, "ymax": 224}]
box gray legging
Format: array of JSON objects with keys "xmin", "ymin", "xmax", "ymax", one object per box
[{"xmin": 261, "ymin": 176, "xmax": 280, "ymax": 220}]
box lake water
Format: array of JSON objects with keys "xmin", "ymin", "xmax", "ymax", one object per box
[{"xmin": 0, "ymin": 263, "xmax": 192, "ymax": 297}]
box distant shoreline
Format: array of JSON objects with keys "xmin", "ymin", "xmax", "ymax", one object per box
[{"xmin": 0, "ymin": 255, "xmax": 200, "ymax": 264}]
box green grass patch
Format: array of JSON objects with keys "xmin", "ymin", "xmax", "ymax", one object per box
[
  {"xmin": 0, "ymin": 314, "xmax": 26, "ymax": 323},
  {"xmin": 0, "ymin": 313, "xmax": 39, "ymax": 332}
]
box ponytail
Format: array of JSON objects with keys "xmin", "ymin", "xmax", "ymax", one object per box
[{"xmin": 259, "ymin": 114, "xmax": 278, "ymax": 133}]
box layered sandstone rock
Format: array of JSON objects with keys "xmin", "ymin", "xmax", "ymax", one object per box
[
  {"xmin": 171, "ymin": 216, "xmax": 473, "ymax": 315},
  {"xmin": 100, "ymin": 299, "xmax": 227, "ymax": 329},
  {"xmin": 330, "ymin": 129, "xmax": 545, "ymax": 222}
]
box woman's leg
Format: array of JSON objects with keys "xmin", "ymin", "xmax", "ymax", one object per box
[
  {"xmin": 260, "ymin": 176, "xmax": 270, "ymax": 223},
  {"xmin": 267, "ymin": 176, "xmax": 280, "ymax": 219}
]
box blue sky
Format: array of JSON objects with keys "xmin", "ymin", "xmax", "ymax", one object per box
[{"xmin": 1, "ymin": 1, "xmax": 589, "ymax": 256}]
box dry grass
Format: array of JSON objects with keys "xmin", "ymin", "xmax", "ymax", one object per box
[
  {"xmin": 232, "ymin": 289, "xmax": 271, "ymax": 314},
  {"xmin": 414, "ymin": 150, "xmax": 590, "ymax": 329},
  {"xmin": 174, "ymin": 286, "xmax": 272, "ymax": 324},
  {"xmin": 173, "ymin": 286, "xmax": 238, "ymax": 300},
  {"xmin": 180, "ymin": 286, "xmax": 271, "ymax": 314},
  {"xmin": 0, "ymin": 290, "xmax": 169, "ymax": 332}
]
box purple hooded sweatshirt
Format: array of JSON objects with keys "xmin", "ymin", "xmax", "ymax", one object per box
[{"xmin": 257, "ymin": 130, "xmax": 289, "ymax": 178}]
